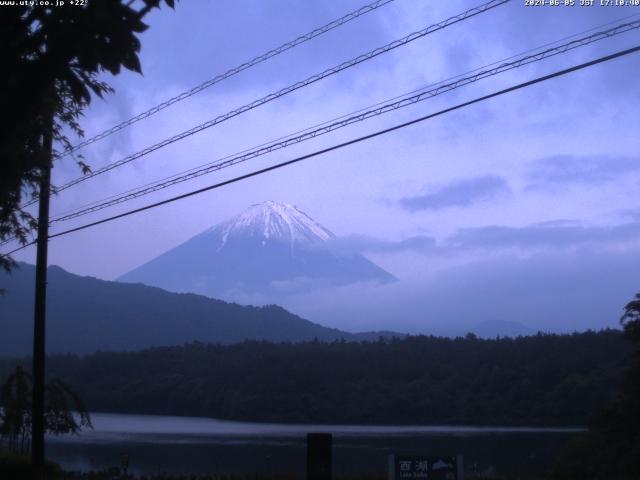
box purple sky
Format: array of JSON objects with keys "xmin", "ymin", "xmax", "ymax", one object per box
[{"xmin": 9, "ymin": 0, "xmax": 640, "ymax": 333}]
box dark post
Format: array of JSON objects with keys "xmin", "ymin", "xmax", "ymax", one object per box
[
  {"xmin": 32, "ymin": 117, "xmax": 53, "ymax": 470},
  {"xmin": 307, "ymin": 433, "xmax": 332, "ymax": 480}
]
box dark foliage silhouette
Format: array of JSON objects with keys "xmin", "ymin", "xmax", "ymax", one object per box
[
  {"xmin": 552, "ymin": 293, "xmax": 640, "ymax": 480},
  {"xmin": 0, "ymin": 0, "xmax": 174, "ymax": 270},
  {"xmin": 0, "ymin": 366, "xmax": 92, "ymax": 454}
]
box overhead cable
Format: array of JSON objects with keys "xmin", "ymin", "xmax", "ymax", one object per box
[
  {"xmin": 54, "ymin": 0, "xmax": 397, "ymax": 158},
  {"xmin": 50, "ymin": 20, "xmax": 640, "ymax": 224},
  {"xmin": 3, "ymin": 43, "xmax": 634, "ymax": 260},
  {"xmin": 46, "ymin": 11, "xmax": 640, "ymax": 222},
  {"xmin": 24, "ymin": 0, "xmax": 510, "ymax": 207}
]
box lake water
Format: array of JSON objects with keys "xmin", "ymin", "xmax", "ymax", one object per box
[{"xmin": 46, "ymin": 412, "xmax": 584, "ymax": 478}]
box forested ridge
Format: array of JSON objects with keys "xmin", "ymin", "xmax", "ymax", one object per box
[
  {"xmin": 0, "ymin": 264, "xmax": 395, "ymax": 355},
  {"xmin": 0, "ymin": 330, "xmax": 627, "ymax": 426}
]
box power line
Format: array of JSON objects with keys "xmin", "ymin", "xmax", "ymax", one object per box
[
  {"xmin": 48, "ymin": 20, "xmax": 640, "ymax": 224},
  {"xmin": 42, "ymin": 12, "xmax": 640, "ymax": 221},
  {"xmin": 3, "ymin": 16, "xmax": 636, "ymax": 250},
  {"xmin": 4, "ymin": 43, "xmax": 635, "ymax": 258},
  {"xmin": 54, "ymin": 0, "xmax": 397, "ymax": 159},
  {"xmin": 2, "ymin": 242, "xmax": 35, "ymax": 257},
  {"xmin": 24, "ymin": 0, "xmax": 510, "ymax": 207}
]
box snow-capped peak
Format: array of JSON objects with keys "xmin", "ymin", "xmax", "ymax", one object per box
[{"xmin": 213, "ymin": 201, "xmax": 334, "ymax": 248}]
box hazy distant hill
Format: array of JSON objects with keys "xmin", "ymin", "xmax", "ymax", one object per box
[
  {"xmin": 469, "ymin": 319, "xmax": 534, "ymax": 338},
  {"xmin": 119, "ymin": 201, "xmax": 396, "ymax": 300},
  {"xmin": 0, "ymin": 263, "xmax": 392, "ymax": 355}
]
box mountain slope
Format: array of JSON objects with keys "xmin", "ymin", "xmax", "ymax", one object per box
[
  {"xmin": 118, "ymin": 201, "xmax": 395, "ymax": 300},
  {"xmin": 0, "ymin": 263, "xmax": 363, "ymax": 355}
]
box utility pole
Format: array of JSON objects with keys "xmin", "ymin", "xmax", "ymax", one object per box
[{"xmin": 32, "ymin": 112, "xmax": 53, "ymax": 471}]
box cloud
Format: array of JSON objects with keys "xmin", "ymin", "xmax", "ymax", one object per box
[
  {"xmin": 332, "ymin": 219, "xmax": 640, "ymax": 257},
  {"xmin": 448, "ymin": 220, "xmax": 640, "ymax": 250},
  {"xmin": 527, "ymin": 155, "xmax": 640, "ymax": 187},
  {"xmin": 279, "ymin": 246, "xmax": 640, "ymax": 335},
  {"xmin": 399, "ymin": 175, "xmax": 511, "ymax": 211},
  {"xmin": 328, "ymin": 234, "xmax": 436, "ymax": 254},
  {"xmin": 620, "ymin": 209, "xmax": 640, "ymax": 221}
]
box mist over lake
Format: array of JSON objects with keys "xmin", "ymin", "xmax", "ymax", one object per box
[{"xmin": 47, "ymin": 413, "xmax": 582, "ymax": 478}]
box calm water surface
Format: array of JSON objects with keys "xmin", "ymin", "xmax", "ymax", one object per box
[{"xmin": 46, "ymin": 413, "xmax": 584, "ymax": 478}]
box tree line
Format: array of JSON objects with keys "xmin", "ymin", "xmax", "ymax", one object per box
[
  {"xmin": 551, "ymin": 294, "xmax": 640, "ymax": 479},
  {"xmin": 0, "ymin": 330, "xmax": 628, "ymax": 427}
]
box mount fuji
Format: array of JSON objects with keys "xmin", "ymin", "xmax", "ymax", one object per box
[{"xmin": 118, "ymin": 201, "xmax": 395, "ymax": 301}]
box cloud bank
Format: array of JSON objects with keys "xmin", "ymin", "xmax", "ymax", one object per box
[
  {"xmin": 400, "ymin": 175, "xmax": 511, "ymax": 211},
  {"xmin": 527, "ymin": 154, "xmax": 640, "ymax": 187}
]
